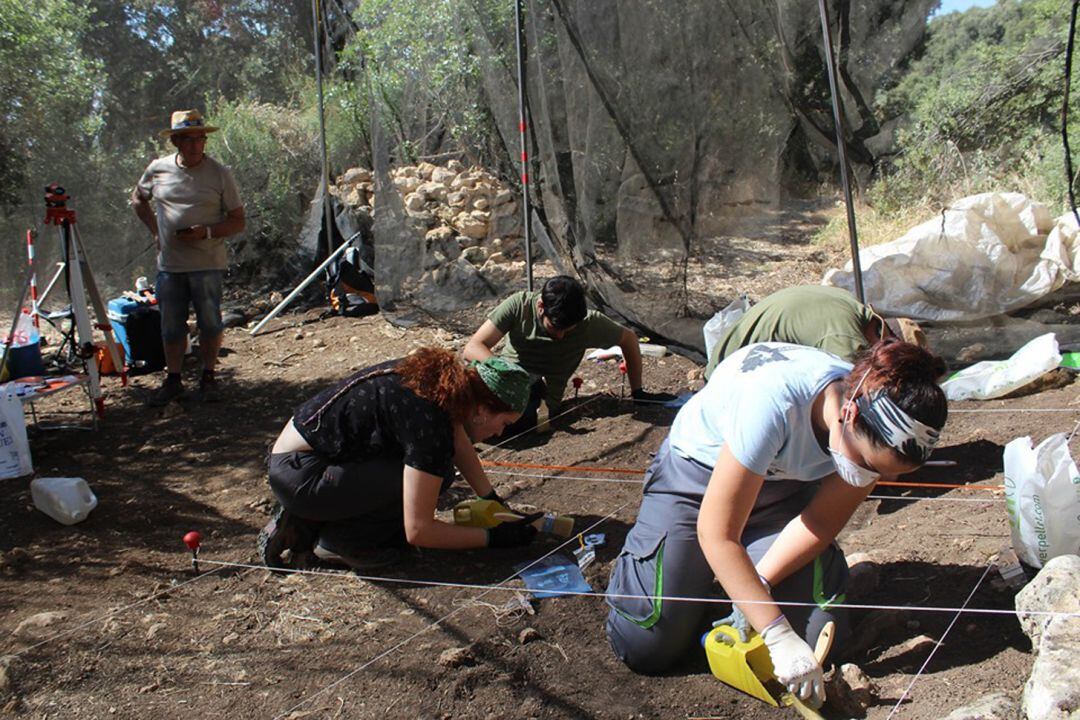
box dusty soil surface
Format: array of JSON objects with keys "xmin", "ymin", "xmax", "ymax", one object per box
[{"xmin": 1, "ymin": 257, "xmax": 1075, "ymax": 719}]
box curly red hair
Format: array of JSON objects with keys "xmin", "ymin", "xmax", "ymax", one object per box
[{"xmin": 397, "ymin": 347, "xmax": 511, "ymax": 423}]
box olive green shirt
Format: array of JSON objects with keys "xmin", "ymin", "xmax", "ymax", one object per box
[
  {"xmin": 704, "ymin": 285, "xmax": 875, "ymax": 380},
  {"xmin": 488, "ymin": 291, "xmax": 625, "ymax": 410}
]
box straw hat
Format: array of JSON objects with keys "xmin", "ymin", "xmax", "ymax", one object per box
[{"xmin": 159, "ymin": 109, "xmax": 219, "ymax": 138}]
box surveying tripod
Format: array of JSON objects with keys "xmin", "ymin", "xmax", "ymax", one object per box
[{"xmin": 34, "ymin": 183, "xmax": 125, "ymax": 421}]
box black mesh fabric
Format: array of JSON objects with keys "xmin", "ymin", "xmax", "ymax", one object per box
[{"xmin": 365, "ymin": 0, "xmax": 937, "ymax": 351}]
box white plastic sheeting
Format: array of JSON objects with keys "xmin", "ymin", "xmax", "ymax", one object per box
[{"xmin": 824, "ymin": 193, "xmax": 1080, "ymax": 321}]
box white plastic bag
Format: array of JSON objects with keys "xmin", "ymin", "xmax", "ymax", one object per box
[
  {"xmin": 703, "ymin": 295, "xmax": 751, "ymax": 361},
  {"xmin": 0, "ymin": 389, "xmax": 31, "ymax": 479},
  {"xmin": 942, "ymin": 333, "xmax": 1061, "ymax": 401},
  {"xmin": 1003, "ymin": 433, "xmax": 1080, "ymax": 568}
]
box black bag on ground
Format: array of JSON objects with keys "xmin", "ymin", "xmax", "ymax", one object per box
[{"xmin": 325, "ymin": 247, "xmax": 378, "ymax": 317}]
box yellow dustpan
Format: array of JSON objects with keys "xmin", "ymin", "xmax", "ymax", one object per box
[
  {"xmin": 702, "ymin": 624, "xmax": 779, "ymax": 706},
  {"xmin": 704, "ymin": 621, "xmax": 835, "ymax": 717}
]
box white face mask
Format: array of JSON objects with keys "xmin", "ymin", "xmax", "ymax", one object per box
[
  {"xmin": 830, "ymin": 368, "xmax": 880, "ymax": 488},
  {"xmin": 830, "ymin": 443, "xmax": 880, "ymax": 488}
]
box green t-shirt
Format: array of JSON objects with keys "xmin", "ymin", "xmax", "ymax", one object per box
[
  {"xmin": 488, "ymin": 290, "xmax": 625, "ymax": 409},
  {"xmin": 704, "ymin": 285, "xmax": 875, "ymax": 380}
]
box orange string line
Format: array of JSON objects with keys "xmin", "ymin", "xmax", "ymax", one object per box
[{"xmin": 479, "ymin": 459, "xmax": 1004, "ymax": 491}]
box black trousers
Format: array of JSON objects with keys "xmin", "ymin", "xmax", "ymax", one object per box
[{"xmin": 267, "ymin": 451, "xmax": 454, "ymax": 549}]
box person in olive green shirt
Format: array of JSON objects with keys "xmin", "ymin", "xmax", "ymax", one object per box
[
  {"xmin": 465, "ymin": 276, "xmax": 674, "ymax": 437},
  {"xmin": 704, "ymin": 285, "xmax": 897, "ymax": 380}
]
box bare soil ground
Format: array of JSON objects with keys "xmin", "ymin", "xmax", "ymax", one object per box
[{"xmin": 1, "ymin": 250, "xmax": 1074, "ymax": 719}]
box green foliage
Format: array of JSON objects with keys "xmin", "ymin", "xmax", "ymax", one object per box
[
  {"xmin": 872, "ymin": 0, "xmax": 1077, "ymax": 214},
  {"xmin": 340, "ymin": 0, "xmax": 505, "ymax": 164},
  {"xmin": 0, "ymin": 0, "xmax": 101, "ymax": 210},
  {"xmin": 204, "ymin": 97, "xmax": 322, "ymax": 281}
]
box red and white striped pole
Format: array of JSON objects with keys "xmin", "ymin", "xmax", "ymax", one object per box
[
  {"xmin": 26, "ymin": 229, "xmax": 39, "ymax": 329},
  {"xmin": 514, "ymin": 0, "xmax": 533, "ymax": 293}
]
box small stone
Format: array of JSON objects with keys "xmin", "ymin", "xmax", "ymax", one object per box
[
  {"xmin": 462, "ymin": 246, "xmax": 487, "ymax": 266},
  {"xmin": 431, "ymin": 167, "xmax": 456, "ymax": 185},
  {"xmin": 893, "ymin": 634, "xmax": 937, "ymax": 656},
  {"xmin": 294, "ymin": 330, "xmax": 304, "ymax": 340},
  {"xmin": 956, "ymin": 343, "xmax": 985, "ymax": 363},
  {"xmin": 437, "ymin": 646, "xmax": 476, "ymax": 668},
  {"xmin": 222, "ymin": 632, "xmax": 240, "ymax": 645},
  {"xmin": 12, "ymin": 611, "xmax": 68, "ymax": 642},
  {"xmin": 518, "ymin": 627, "xmax": 541, "ymax": 644},
  {"xmin": 425, "ymin": 226, "xmax": 455, "ymax": 243},
  {"xmin": 138, "ymin": 682, "xmax": 159, "ymax": 694},
  {"xmin": 824, "ymin": 663, "xmax": 878, "ymax": 716},
  {"xmin": 268, "ymin": 291, "xmax": 283, "ymax": 305},
  {"xmin": 312, "ymin": 338, "xmax": 326, "ymax": 349},
  {"xmin": 473, "ymin": 198, "xmax": 489, "ymax": 211},
  {"xmin": 341, "ymin": 167, "xmax": 372, "ymax": 184},
  {"xmin": 404, "ymin": 192, "xmax": 425, "ymax": 212},
  {"xmin": 146, "ymin": 623, "xmax": 166, "ymax": 640}
]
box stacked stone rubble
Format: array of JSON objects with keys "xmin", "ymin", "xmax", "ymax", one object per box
[{"xmin": 331, "ymin": 161, "xmax": 530, "ymax": 292}]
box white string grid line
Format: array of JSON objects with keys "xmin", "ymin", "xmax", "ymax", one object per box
[
  {"xmin": 272, "ymin": 500, "xmax": 632, "ymax": 719},
  {"xmin": 886, "ymin": 561, "xmax": 996, "ymax": 719},
  {"xmin": 193, "ymin": 556, "xmax": 1077, "ymax": 621}
]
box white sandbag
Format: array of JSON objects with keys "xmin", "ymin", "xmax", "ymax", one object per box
[
  {"xmin": 1003, "ymin": 433, "xmax": 1080, "ymax": 568},
  {"xmin": 941, "ymin": 333, "xmax": 1060, "ymax": 401},
  {"xmin": 0, "ymin": 388, "xmax": 31, "ymax": 479},
  {"xmin": 823, "ymin": 193, "xmax": 1080, "ymax": 321},
  {"xmin": 703, "ymin": 294, "xmax": 750, "ymax": 361}
]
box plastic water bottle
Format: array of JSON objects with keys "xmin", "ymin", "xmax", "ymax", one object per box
[{"xmin": 30, "ymin": 477, "xmax": 98, "ymax": 525}]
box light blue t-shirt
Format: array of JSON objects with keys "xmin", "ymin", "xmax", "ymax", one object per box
[{"xmin": 670, "ymin": 343, "xmax": 850, "ymax": 482}]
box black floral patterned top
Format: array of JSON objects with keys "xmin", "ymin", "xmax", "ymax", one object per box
[{"xmin": 293, "ymin": 360, "xmax": 455, "ymax": 478}]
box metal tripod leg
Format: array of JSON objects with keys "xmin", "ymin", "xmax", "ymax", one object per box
[
  {"xmin": 59, "ymin": 223, "xmax": 101, "ymax": 428},
  {"xmin": 72, "ymin": 225, "xmax": 125, "ymax": 384}
]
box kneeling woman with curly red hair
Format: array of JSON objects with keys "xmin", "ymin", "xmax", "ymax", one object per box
[{"xmin": 259, "ymin": 347, "xmax": 537, "ymax": 570}]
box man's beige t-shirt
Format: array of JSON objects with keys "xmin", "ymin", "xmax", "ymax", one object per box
[{"xmin": 137, "ymin": 153, "xmax": 242, "ymax": 272}]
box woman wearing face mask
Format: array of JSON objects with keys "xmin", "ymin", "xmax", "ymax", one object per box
[
  {"xmin": 605, "ymin": 339, "xmax": 947, "ymax": 707},
  {"xmin": 258, "ymin": 348, "xmax": 538, "ymax": 571}
]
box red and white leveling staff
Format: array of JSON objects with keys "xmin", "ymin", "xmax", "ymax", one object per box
[{"xmin": 26, "ymin": 229, "xmax": 39, "ymax": 329}]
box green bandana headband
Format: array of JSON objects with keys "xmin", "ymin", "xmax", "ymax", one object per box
[{"xmin": 471, "ymin": 357, "xmax": 532, "ymax": 413}]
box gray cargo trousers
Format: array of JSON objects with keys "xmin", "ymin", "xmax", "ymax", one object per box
[{"xmin": 605, "ymin": 441, "xmax": 850, "ymax": 674}]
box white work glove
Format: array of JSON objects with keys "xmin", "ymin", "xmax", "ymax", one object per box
[{"xmin": 761, "ymin": 616, "xmax": 825, "ymax": 708}]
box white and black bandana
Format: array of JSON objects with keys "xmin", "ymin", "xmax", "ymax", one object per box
[{"xmin": 856, "ymin": 389, "xmax": 940, "ymax": 463}]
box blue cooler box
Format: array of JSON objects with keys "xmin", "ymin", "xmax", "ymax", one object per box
[{"xmin": 106, "ymin": 298, "xmax": 165, "ymax": 374}]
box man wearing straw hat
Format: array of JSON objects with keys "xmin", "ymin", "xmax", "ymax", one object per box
[{"xmin": 132, "ymin": 109, "xmax": 245, "ymax": 405}]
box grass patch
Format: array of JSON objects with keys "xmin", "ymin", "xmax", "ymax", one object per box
[{"xmin": 811, "ymin": 201, "xmax": 941, "ymax": 253}]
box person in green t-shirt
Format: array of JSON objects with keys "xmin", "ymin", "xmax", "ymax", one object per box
[
  {"xmin": 465, "ymin": 276, "xmax": 675, "ymax": 436},
  {"xmin": 704, "ymin": 285, "xmax": 900, "ymax": 381}
]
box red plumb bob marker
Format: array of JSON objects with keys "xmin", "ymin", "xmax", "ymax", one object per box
[
  {"xmin": 572, "ymin": 376, "xmax": 583, "ymax": 398},
  {"xmin": 183, "ymin": 531, "xmax": 201, "ymax": 573}
]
